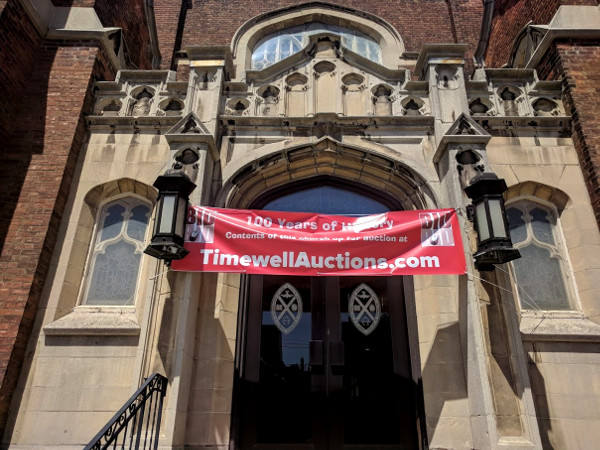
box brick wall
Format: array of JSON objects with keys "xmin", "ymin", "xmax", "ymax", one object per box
[
  {"xmin": 544, "ymin": 41, "xmax": 600, "ymax": 228},
  {"xmin": 485, "ymin": 0, "xmax": 596, "ymax": 68},
  {"xmin": 0, "ymin": 40, "xmax": 114, "ymax": 436},
  {"xmin": 179, "ymin": 0, "xmax": 480, "ymax": 60},
  {"xmin": 0, "ymin": 1, "xmax": 117, "ymax": 435},
  {"xmin": 94, "ymin": 0, "xmax": 154, "ymax": 70},
  {"xmin": 51, "ymin": 0, "xmax": 154, "ymax": 69},
  {"xmin": 447, "ymin": 0, "xmax": 485, "ymax": 75},
  {"xmin": 0, "ymin": 0, "xmax": 44, "ymax": 143},
  {"xmin": 155, "ymin": 0, "xmax": 189, "ymax": 70}
]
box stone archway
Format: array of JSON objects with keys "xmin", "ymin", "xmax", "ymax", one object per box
[
  {"xmin": 222, "ymin": 142, "xmax": 432, "ymax": 449},
  {"xmin": 218, "ymin": 137, "xmax": 435, "ymax": 212}
]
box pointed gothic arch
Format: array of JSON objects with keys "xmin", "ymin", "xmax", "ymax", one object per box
[{"xmin": 217, "ymin": 138, "xmax": 436, "ymax": 211}]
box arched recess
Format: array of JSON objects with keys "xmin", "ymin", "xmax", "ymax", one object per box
[
  {"xmin": 53, "ymin": 178, "xmax": 157, "ymax": 320},
  {"xmin": 218, "ymin": 138, "xmax": 435, "ymax": 211},
  {"xmin": 227, "ymin": 141, "xmax": 430, "ymax": 450},
  {"xmin": 231, "ymin": 2, "xmax": 405, "ymax": 72}
]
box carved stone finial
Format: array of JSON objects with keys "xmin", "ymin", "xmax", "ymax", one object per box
[
  {"xmin": 131, "ymin": 88, "xmax": 153, "ymax": 116},
  {"xmin": 500, "ymin": 87, "xmax": 520, "ymax": 116},
  {"xmin": 456, "ymin": 149, "xmax": 485, "ymax": 189}
]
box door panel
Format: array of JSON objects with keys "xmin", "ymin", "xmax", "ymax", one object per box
[{"xmin": 235, "ymin": 275, "xmax": 421, "ymax": 450}]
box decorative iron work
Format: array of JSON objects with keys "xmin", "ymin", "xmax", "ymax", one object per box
[
  {"xmin": 349, "ymin": 283, "xmax": 381, "ymax": 335},
  {"xmin": 85, "ymin": 373, "xmax": 168, "ymax": 450},
  {"xmin": 271, "ymin": 282, "xmax": 303, "ymax": 334}
]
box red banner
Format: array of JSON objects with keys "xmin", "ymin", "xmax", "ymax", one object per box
[{"xmin": 171, "ymin": 207, "xmax": 466, "ymax": 275}]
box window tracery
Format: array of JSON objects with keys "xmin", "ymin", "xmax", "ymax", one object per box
[
  {"xmin": 251, "ymin": 22, "xmax": 381, "ymax": 70},
  {"xmin": 83, "ymin": 197, "xmax": 151, "ymax": 305},
  {"xmin": 506, "ymin": 200, "xmax": 573, "ymax": 311}
]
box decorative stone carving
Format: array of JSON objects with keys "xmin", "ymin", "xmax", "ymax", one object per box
[
  {"xmin": 314, "ymin": 60, "xmax": 336, "ymax": 76},
  {"xmin": 96, "ymin": 99, "xmax": 122, "ymax": 116},
  {"xmin": 314, "ymin": 62, "xmax": 337, "ymax": 113},
  {"xmin": 342, "ymin": 73, "xmax": 366, "ymax": 116},
  {"xmin": 532, "ymin": 98, "xmax": 558, "ymax": 116},
  {"xmin": 436, "ymin": 66, "xmax": 459, "ymax": 90},
  {"xmin": 455, "ymin": 120, "xmax": 476, "ymax": 135},
  {"xmin": 130, "ymin": 88, "xmax": 154, "ymax": 116},
  {"xmin": 313, "ymin": 38, "xmax": 339, "ymax": 59},
  {"xmin": 372, "ymin": 84, "xmax": 393, "ymax": 116},
  {"xmin": 225, "ymin": 98, "xmax": 250, "ymax": 116},
  {"xmin": 456, "ymin": 149, "xmax": 485, "ymax": 189},
  {"xmin": 161, "ymin": 98, "xmax": 184, "ymax": 116},
  {"xmin": 285, "ymin": 73, "xmax": 308, "ymax": 116},
  {"xmin": 257, "ymin": 85, "xmax": 280, "ymax": 116},
  {"xmin": 499, "ymin": 86, "xmax": 521, "ymax": 116},
  {"xmin": 182, "ymin": 118, "xmax": 202, "ymax": 134},
  {"xmin": 401, "ymin": 97, "xmax": 423, "ymax": 116},
  {"xmin": 469, "ymin": 98, "xmax": 491, "ymax": 116}
]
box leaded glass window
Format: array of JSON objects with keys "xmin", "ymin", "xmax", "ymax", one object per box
[
  {"xmin": 251, "ymin": 22, "xmax": 382, "ymax": 70},
  {"xmin": 506, "ymin": 201, "xmax": 572, "ymax": 311},
  {"xmin": 83, "ymin": 198, "xmax": 151, "ymax": 305}
]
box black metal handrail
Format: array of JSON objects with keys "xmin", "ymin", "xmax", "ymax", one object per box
[{"xmin": 85, "ymin": 373, "xmax": 168, "ymax": 450}]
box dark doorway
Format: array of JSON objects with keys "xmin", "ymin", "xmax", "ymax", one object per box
[{"xmin": 233, "ymin": 274, "xmax": 425, "ymax": 450}]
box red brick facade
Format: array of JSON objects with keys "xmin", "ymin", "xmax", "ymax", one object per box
[
  {"xmin": 0, "ymin": 41, "xmax": 114, "ymax": 436},
  {"xmin": 154, "ymin": 0, "xmax": 188, "ymax": 70},
  {"xmin": 549, "ymin": 41, "xmax": 600, "ymax": 228},
  {"xmin": 180, "ymin": 0, "xmax": 480, "ymax": 60},
  {"xmin": 1, "ymin": 0, "xmax": 600, "ymax": 442},
  {"xmin": 485, "ymin": 0, "xmax": 600, "ymax": 229},
  {"xmin": 0, "ymin": 0, "xmax": 152, "ymax": 436},
  {"xmin": 485, "ymin": 0, "xmax": 597, "ymax": 68},
  {"xmin": 94, "ymin": 0, "xmax": 154, "ymax": 70}
]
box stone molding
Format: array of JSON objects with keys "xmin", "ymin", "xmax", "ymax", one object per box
[{"xmin": 44, "ymin": 307, "xmax": 141, "ymax": 336}]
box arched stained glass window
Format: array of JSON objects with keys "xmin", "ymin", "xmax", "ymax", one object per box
[
  {"xmin": 83, "ymin": 197, "xmax": 151, "ymax": 305},
  {"xmin": 507, "ymin": 200, "xmax": 573, "ymax": 311},
  {"xmin": 251, "ymin": 22, "xmax": 382, "ymax": 70}
]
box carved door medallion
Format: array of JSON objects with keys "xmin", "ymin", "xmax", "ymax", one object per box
[
  {"xmin": 349, "ymin": 283, "xmax": 381, "ymax": 335},
  {"xmin": 271, "ymin": 282, "xmax": 303, "ymax": 334},
  {"xmin": 235, "ymin": 275, "xmax": 424, "ymax": 449}
]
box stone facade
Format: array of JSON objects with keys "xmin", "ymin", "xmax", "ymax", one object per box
[{"xmin": 1, "ymin": 1, "xmax": 600, "ymax": 449}]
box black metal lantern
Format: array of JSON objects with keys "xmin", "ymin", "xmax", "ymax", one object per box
[
  {"xmin": 464, "ymin": 173, "xmax": 520, "ymax": 270},
  {"xmin": 144, "ymin": 171, "xmax": 196, "ymax": 261}
]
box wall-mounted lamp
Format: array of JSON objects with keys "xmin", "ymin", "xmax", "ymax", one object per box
[
  {"xmin": 144, "ymin": 170, "xmax": 196, "ymax": 262},
  {"xmin": 465, "ymin": 173, "xmax": 520, "ymax": 270}
]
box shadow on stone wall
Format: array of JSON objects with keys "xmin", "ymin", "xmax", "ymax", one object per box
[{"xmin": 421, "ymin": 321, "xmax": 468, "ymax": 445}]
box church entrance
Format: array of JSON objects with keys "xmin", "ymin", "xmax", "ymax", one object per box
[
  {"xmin": 233, "ymin": 274, "xmax": 423, "ymax": 449},
  {"xmin": 230, "ymin": 182, "xmax": 426, "ymax": 449}
]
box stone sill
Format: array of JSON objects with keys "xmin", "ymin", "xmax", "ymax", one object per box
[
  {"xmin": 44, "ymin": 307, "xmax": 141, "ymax": 336},
  {"xmin": 520, "ymin": 312, "xmax": 600, "ymax": 342}
]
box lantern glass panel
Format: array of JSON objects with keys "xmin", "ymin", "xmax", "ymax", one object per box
[
  {"xmin": 158, "ymin": 195, "xmax": 176, "ymax": 234},
  {"xmin": 489, "ymin": 198, "xmax": 507, "ymax": 238},
  {"xmin": 176, "ymin": 196, "xmax": 188, "ymax": 238},
  {"xmin": 475, "ymin": 201, "xmax": 490, "ymax": 241}
]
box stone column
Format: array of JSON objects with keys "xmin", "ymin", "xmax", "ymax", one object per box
[
  {"xmin": 421, "ymin": 45, "xmax": 542, "ymax": 449},
  {"xmin": 155, "ymin": 48, "xmax": 230, "ymax": 448},
  {"xmin": 417, "ymin": 44, "xmax": 500, "ymax": 449}
]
